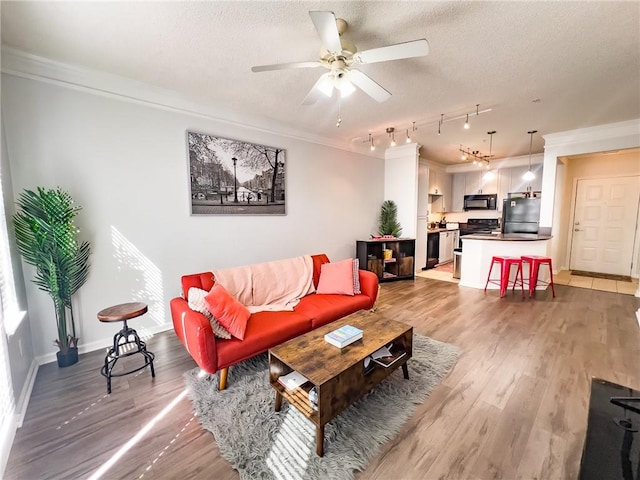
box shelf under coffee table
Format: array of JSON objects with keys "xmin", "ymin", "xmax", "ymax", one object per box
[{"xmin": 268, "ymin": 312, "xmax": 413, "ymax": 456}]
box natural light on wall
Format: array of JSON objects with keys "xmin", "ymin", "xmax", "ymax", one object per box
[{"xmin": 110, "ymin": 226, "xmax": 165, "ymax": 328}]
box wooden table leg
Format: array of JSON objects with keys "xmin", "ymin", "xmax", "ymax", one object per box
[
  {"xmin": 274, "ymin": 391, "xmax": 282, "ymax": 412},
  {"xmin": 402, "ymin": 363, "xmax": 409, "ymax": 379},
  {"xmin": 316, "ymin": 424, "xmax": 325, "ymax": 457}
]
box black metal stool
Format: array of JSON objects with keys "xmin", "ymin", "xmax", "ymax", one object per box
[{"xmin": 97, "ymin": 302, "xmax": 155, "ymax": 394}]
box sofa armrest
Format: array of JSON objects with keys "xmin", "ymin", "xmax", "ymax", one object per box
[
  {"xmin": 170, "ymin": 297, "xmax": 218, "ymax": 374},
  {"xmin": 358, "ymin": 269, "xmax": 379, "ymax": 309}
]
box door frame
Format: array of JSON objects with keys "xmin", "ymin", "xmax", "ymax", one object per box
[{"xmin": 566, "ymin": 173, "xmax": 640, "ymax": 277}]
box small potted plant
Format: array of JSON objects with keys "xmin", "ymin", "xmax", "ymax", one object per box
[
  {"xmin": 378, "ymin": 200, "xmax": 402, "ymax": 238},
  {"xmin": 13, "ymin": 187, "xmax": 91, "ymax": 367}
]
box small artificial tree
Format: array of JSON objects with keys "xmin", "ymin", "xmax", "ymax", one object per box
[
  {"xmin": 13, "ymin": 187, "xmax": 91, "ymax": 356},
  {"xmin": 378, "ymin": 200, "xmax": 402, "ymax": 237}
]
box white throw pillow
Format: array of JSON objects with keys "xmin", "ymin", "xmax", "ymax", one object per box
[{"xmin": 188, "ymin": 287, "xmax": 232, "ymax": 339}]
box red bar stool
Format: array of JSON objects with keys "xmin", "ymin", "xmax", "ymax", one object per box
[
  {"xmin": 521, "ymin": 255, "xmax": 556, "ymax": 298},
  {"xmin": 484, "ymin": 256, "xmax": 525, "ymax": 298}
]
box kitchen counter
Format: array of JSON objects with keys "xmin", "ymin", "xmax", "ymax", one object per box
[
  {"xmin": 459, "ymin": 234, "xmax": 552, "ymax": 291},
  {"xmin": 427, "ymin": 228, "xmax": 459, "ymax": 233},
  {"xmin": 464, "ymin": 233, "xmax": 552, "ymax": 241}
]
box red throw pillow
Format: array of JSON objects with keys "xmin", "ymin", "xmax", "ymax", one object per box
[
  {"xmin": 204, "ymin": 284, "xmax": 250, "ymax": 340},
  {"xmin": 316, "ymin": 258, "xmax": 355, "ymax": 296}
]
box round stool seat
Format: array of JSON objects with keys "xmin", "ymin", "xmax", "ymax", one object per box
[{"xmin": 97, "ymin": 302, "xmax": 148, "ymax": 322}]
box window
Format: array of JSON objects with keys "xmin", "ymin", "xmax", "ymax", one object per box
[{"xmin": 0, "ymin": 163, "xmax": 24, "ymax": 336}]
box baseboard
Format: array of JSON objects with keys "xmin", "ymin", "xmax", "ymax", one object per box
[
  {"xmin": 34, "ymin": 323, "xmax": 174, "ymax": 365},
  {"xmin": 14, "ymin": 359, "xmax": 39, "ymax": 428}
]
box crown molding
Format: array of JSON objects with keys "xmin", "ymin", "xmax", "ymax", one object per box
[
  {"xmin": 1, "ymin": 46, "xmax": 378, "ymax": 158},
  {"xmin": 542, "ymin": 119, "xmax": 640, "ymax": 148}
]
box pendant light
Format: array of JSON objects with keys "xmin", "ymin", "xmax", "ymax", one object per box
[
  {"xmin": 483, "ymin": 131, "xmax": 496, "ymax": 179},
  {"xmin": 522, "ymin": 130, "xmax": 537, "ymax": 181}
]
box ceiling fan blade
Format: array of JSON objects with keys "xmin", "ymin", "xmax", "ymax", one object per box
[
  {"xmin": 353, "ymin": 39, "xmax": 429, "ymax": 64},
  {"xmin": 302, "ymin": 72, "xmax": 333, "ymax": 105},
  {"xmin": 309, "ymin": 10, "xmax": 342, "ymax": 55},
  {"xmin": 251, "ymin": 61, "xmax": 323, "ymax": 73},
  {"xmin": 349, "ymin": 70, "xmax": 391, "ymax": 103}
]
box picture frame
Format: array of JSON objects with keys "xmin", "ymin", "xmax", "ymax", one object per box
[{"xmin": 186, "ymin": 130, "xmax": 286, "ymax": 215}]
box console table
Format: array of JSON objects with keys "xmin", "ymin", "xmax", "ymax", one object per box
[{"xmin": 356, "ymin": 238, "xmax": 415, "ymax": 282}]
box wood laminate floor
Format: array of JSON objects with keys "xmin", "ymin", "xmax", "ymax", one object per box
[{"xmin": 5, "ymin": 279, "xmax": 640, "ymax": 479}]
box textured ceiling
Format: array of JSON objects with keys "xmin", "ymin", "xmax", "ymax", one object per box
[{"xmin": 2, "ymin": 1, "xmax": 639, "ymax": 164}]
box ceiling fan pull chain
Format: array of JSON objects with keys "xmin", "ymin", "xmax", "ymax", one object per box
[{"xmin": 336, "ymin": 96, "xmax": 342, "ymax": 127}]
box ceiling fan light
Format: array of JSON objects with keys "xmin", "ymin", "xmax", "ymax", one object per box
[
  {"xmin": 338, "ymin": 80, "xmax": 356, "ymax": 98},
  {"xmin": 317, "ymin": 73, "xmax": 334, "ymax": 97}
]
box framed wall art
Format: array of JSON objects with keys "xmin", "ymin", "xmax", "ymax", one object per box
[{"xmin": 186, "ymin": 131, "xmax": 286, "ymax": 215}]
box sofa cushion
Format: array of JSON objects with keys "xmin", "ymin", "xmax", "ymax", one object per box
[
  {"xmin": 187, "ymin": 287, "xmax": 232, "ymax": 339},
  {"xmin": 316, "ymin": 258, "xmax": 355, "ymax": 295},
  {"xmin": 216, "ymin": 311, "xmax": 312, "ymax": 367},
  {"xmin": 294, "ymin": 293, "xmax": 371, "ymax": 328},
  {"xmin": 205, "ymin": 284, "xmax": 251, "ymax": 340}
]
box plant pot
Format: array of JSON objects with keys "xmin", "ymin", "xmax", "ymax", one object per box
[{"xmin": 56, "ymin": 347, "xmax": 79, "ymax": 368}]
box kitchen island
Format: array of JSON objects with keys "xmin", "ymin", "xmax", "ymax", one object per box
[{"xmin": 459, "ymin": 233, "xmax": 552, "ymax": 290}]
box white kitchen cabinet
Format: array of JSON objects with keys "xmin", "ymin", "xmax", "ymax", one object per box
[
  {"xmin": 508, "ymin": 165, "xmax": 543, "ymax": 193},
  {"xmin": 428, "ymin": 169, "xmax": 453, "ymax": 213},
  {"xmin": 440, "ymin": 172, "xmax": 453, "ymax": 212},
  {"xmin": 428, "ymin": 169, "xmax": 440, "ymax": 195},
  {"xmin": 452, "ymin": 173, "xmax": 465, "ymax": 211},
  {"xmin": 463, "ymin": 171, "xmax": 481, "ymax": 195},
  {"xmin": 439, "ymin": 231, "xmax": 455, "ymax": 264},
  {"xmin": 480, "ymin": 171, "xmax": 498, "ymax": 194},
  {"xmin": 463, "ymin": 170, "xmax": 497, "ymax": 195}
]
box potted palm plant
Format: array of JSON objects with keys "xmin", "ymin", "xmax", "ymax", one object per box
[
  {"xmin": 378, "ymin": 200, "xmax": 403, "ymax": 237},
  {"xmin": 13, "ymin": 187, "xmax": 91, "ymax": 367}
]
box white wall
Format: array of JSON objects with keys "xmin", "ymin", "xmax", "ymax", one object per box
[
  {"xmin": 1, "ymin": 74, "xmax": 385, "ymax": 362},
  {"xmin": 384, "ymin": 143, "xmax": 420, "ymax": 238},
  {"xmin": 542, "ymin": 120, "xmax": 640, "ymax": 273}
]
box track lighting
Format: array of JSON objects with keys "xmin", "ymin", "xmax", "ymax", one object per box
[
  {"xmin": 522, "ymin": 130, "xmax": 538, "ymax": 181},
  {"xmin": 464, "ymin": 114, "xmax": 470, "ymax": 130},
  {"xmin": 355, "ymin": 104, "xmax": 491, "ymax": 151},
  {"xmin": 387, "ymin": 127, "xmax": 396, "ymax": 147}
]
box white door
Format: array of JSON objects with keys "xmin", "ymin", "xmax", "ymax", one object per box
[{"xmin": 569, "ymin": 176, "xmax": 640, "ymax": 275}]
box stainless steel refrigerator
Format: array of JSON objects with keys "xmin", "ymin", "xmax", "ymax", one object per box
[{"xmin": 501, "ymin": 197, "xmax": 541, "ymax": 234}]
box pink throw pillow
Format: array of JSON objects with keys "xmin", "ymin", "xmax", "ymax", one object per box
[
  {"xmin": 316, "ymin": 258, "xmax": 355, "ymax": 296},
  {"xmin": 204, "ymin": 284, "xmax": 250, "ymax": 340}
]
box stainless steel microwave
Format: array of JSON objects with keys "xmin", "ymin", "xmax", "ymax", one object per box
[{"xmin": 463, "ymin": 194, "xmax": 497, "ymax": 211}]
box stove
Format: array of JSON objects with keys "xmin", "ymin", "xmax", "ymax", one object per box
[{"xmin": 458, "ymin": 218, "xmax": 500, "ymax": 248}]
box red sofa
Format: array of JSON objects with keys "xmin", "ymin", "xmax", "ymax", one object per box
[{"xmin": 170, "ymin": 254, "xmax": 379, "ymax": 389}]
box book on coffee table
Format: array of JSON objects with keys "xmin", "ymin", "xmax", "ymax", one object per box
[
  {"xmin": 371, "ymin": 343, "xmax": 407, "ymax": 368},
  {"xmin": 324, "ymin": 324, "xmax": 363, "ymax": 348},
  {"xmin": 277, "ymin": 370, "xmax": 309, "ymax": 390}
]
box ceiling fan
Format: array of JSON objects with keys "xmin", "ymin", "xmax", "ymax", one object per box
[{"xmin": 251, "ymin": 10, "xmax": 429, "ymax": 105}]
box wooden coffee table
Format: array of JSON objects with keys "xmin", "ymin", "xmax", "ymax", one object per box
[{"xmin": 268, "ymin": 312, "xmax": 413, "ymax": 456}]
